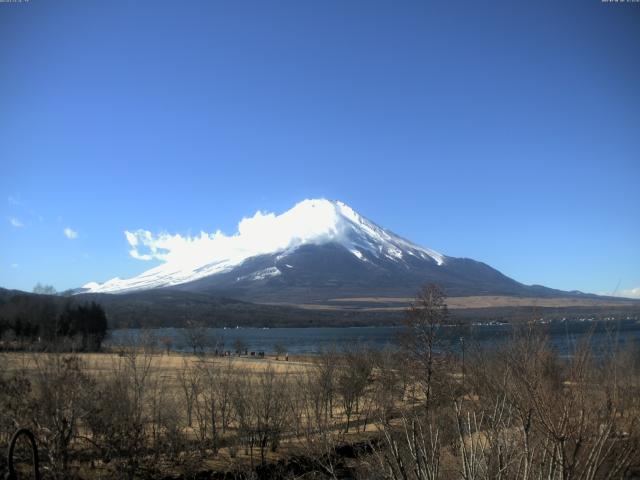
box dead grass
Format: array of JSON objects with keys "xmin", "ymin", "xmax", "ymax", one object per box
[
  {"xmin": 328, "ymin": 295, "xmax": 640, "ymax": 309},
  {"xmin": 0, "ymin": 350, "xmax": 315, "ymax": 378}
]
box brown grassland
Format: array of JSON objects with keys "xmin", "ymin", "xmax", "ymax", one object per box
[
  {"xmin": 1, "ymin": 285, "xmax": 640, "ymax": 479},
  {"xmin": 270, "ymin": 295, "xmax": 640, "ymax": 312}
]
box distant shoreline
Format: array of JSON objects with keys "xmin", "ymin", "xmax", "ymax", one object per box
[{"xmin": 105, "ymin": 318, "xmax": 640, "ymax": 356}]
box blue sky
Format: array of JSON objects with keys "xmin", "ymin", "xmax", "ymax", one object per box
[{"xmin": 1, "ymin": 0, "xmax": 639, "ymax": 296}]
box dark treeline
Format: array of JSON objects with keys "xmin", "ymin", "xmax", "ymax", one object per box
[
  {"xmin": 72, "ymin": 289, "xmax": 640, "ymax": 329},
  {"xmin": 0, "ymin": 292, "xmax": 108, "ymax": 351},
  {"xmin": 2, "ymin": 287, "xmax": 639, "ymax": 330}
]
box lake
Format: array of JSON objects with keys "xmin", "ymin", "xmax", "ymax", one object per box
[{"xmin": 106, "ymin": 318, "xmax": 640, "ymax": 356}]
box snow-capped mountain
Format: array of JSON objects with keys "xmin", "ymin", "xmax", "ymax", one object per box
[
  {"xmin": 82, "ymin": 199, "xmax": 444, "ymax": 293},
  {"xmin": 81, "ymin": 198, "xmax": 562, "ymax": 301}
]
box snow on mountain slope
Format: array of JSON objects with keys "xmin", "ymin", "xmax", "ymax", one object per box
[{"xmin": 82, "ymin": 199, "xmax": 445, "ymax": 294}]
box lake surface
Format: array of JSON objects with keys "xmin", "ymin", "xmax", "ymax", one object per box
[{"xmin": 106, "ymin": 319, "xmax": 640, "ymax": 356}]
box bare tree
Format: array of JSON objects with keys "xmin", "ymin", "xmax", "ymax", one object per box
[
  {"xmin": 400, "ymin": 283, "xmax": 448, "ymax": 412},
  {"xmin": 0, "ymin": 366, "xmax": 32, "ymax": 457},
  {"xmin": 372, "ymin": 284, "xmax": 449, "ymax": 480},
  {"xmin": 274, "ymin": 343, "xmax": 287, "ymax": 360},
  {"xmin": 183, "ymin": 321, "xmax": 210, "ymax": 355},
  {"xmin": 31, "ymin": 354, "xmax": 94, "ymax": 478},
  {"xmin": 233, "ymin": 337, "xmax": 247, "ymax": 355},
  {"xmin": 315, "ymin": 346, "xmax": 339, "ymax": 423},
  {"xmin": 33, "ymin": 283, "xmax": 57, "ymax": 295},
  {"xmin": 374, "ymin": 412, "xmax": 442, "ymax": 480},
  {"xmin": 84, "ymin": 348, "xmax": 154, "ymax": 479},
  {"xmin": 159, "ymin": 336, "xmax": 173, "ymax": 355},
  {"xmin": 231, "ymin": 365, "xmax": 290, "ymax": 467},
  {"xmin": 336, "ymin": 346, "xmax": 372, "ymax": 433},
  {"xmin": 147, "ymin": 365, "xmax": 188, "ymax": 474},
  {"xmin": 177, "ymin": 359, "xmax": 200, "ymax": 428}
]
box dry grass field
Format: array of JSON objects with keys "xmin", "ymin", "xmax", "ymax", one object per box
[
  {"xmin": 1, "ymin": 350, "xmax": 317, "ymax": 386},
  {"xmin": 11, "ymin": 350, "xmax": 312, "ymax": 370},
  {"xmin": 265, "ymin": 294, "xmax": 640, "ymax": 312},
  {"xmin": 2, "ymin": 301, "xmax": 639, "ymax": 479},
  {"xmin": 331, "ymin": 295, "xmax": 640, "ymax": 308}
]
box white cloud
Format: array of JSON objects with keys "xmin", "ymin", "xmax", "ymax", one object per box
[
  {"xmin": 9, "ymin": 217, "xmax": 24, "ymax": 228},
  {"xmin": 64, "ymin": 227, "xmax": 78, "ymax": 239},
  {"xmin": 617, "ymin": 287, "xmax": 640, "ymax": 299},
  {"xmin": 125, "ymin": 231, "xmax": 139, "ymax": 246},
  {"xmin": 124, "ymin": 199, "xmax": 347, "ymax": 270},
  {"xmin": 10, "ymin": 263, "xmax": 19, "ymax": 269},
  {"xmin": 8, "ymin": 195, "xmax": 22, "ymax": 206}
]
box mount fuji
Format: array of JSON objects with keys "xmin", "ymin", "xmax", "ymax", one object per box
[{"xmin": 81, "ymin": 199, "xmax": 578, "ymax": 303}]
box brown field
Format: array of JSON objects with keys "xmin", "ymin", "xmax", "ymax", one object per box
[
  {"xmin": 1, "ymin": 350, "xmax": 316, "ymax": 377},
  {"xmin": 273, "ymin": 294, "xmax": 640, "ymax": 311}
]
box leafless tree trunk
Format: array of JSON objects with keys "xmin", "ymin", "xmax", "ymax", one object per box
[
  {"xmin": 31, "ymin": 354, "xmax": 94, "ymax": 478},
  {"xmin": 177, "ymin": 358, "xmax": 200, "ymax": 428},
  {"xmin": 399, "ymin": 283, "xmax": 448, "ymax": 413}
]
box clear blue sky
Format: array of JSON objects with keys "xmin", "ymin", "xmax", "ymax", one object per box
[{"xmin": 1, "ymin": 0, "xmax": 639, "ymax": 296}]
